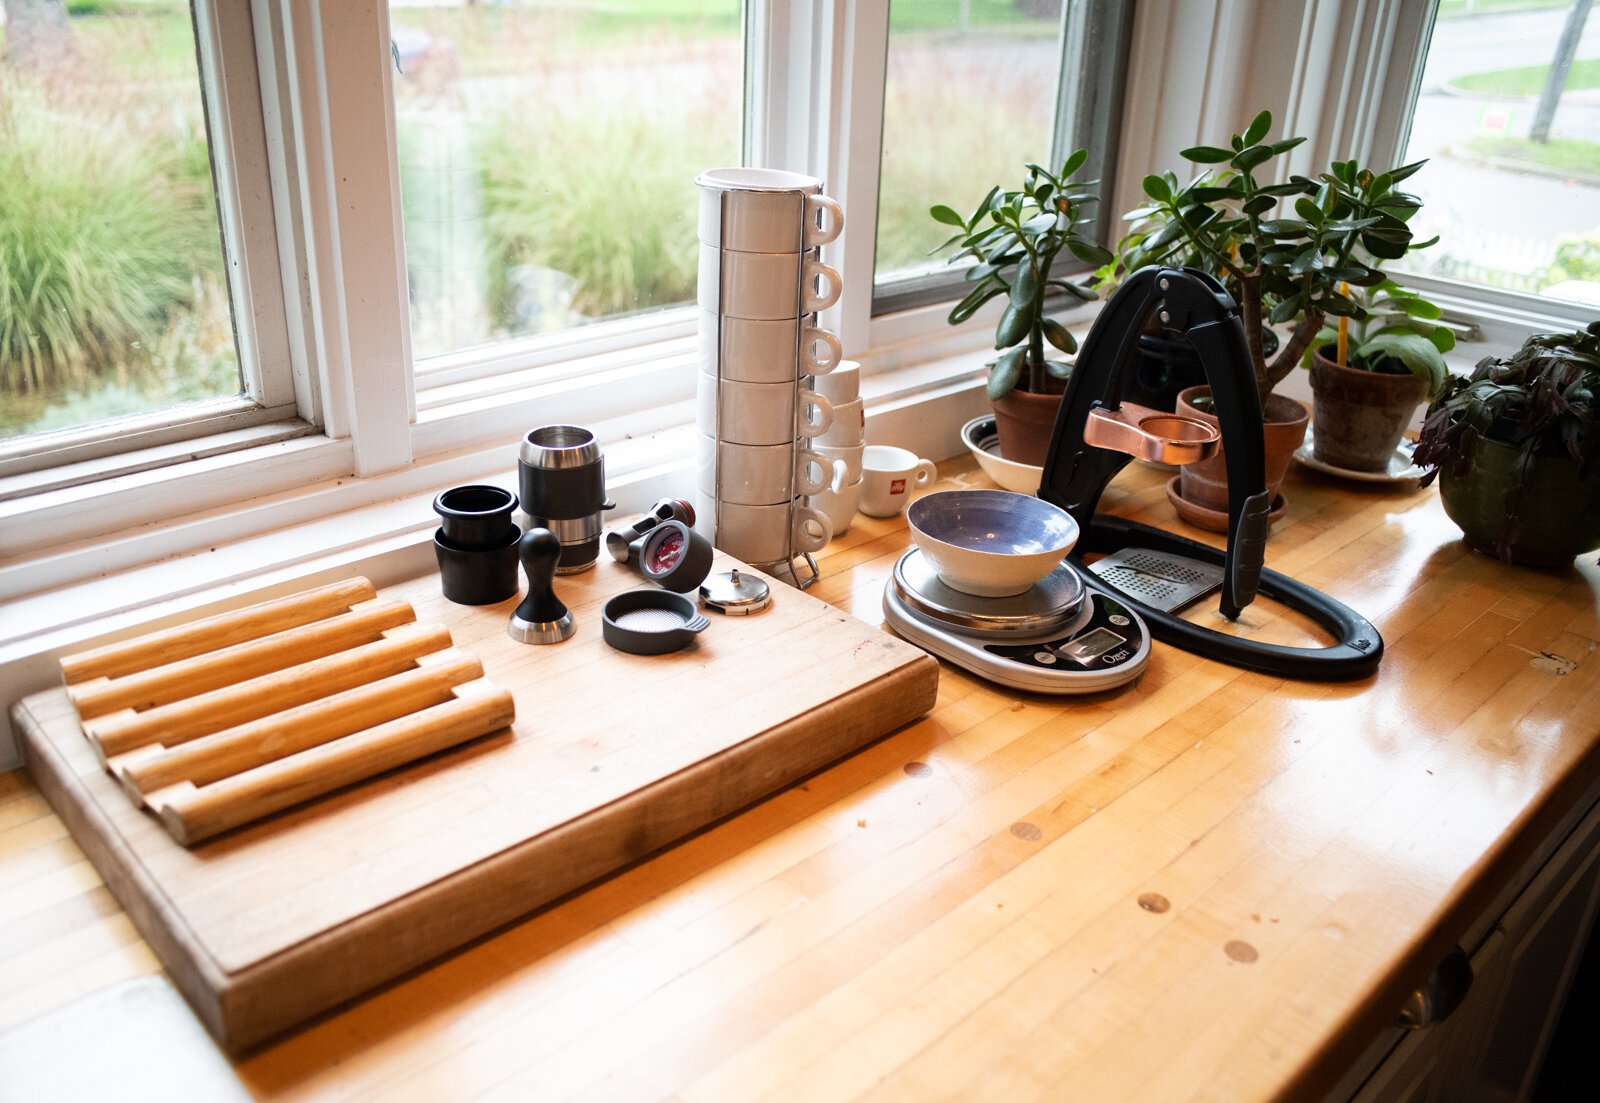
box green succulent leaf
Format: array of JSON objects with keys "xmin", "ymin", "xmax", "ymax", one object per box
[
  {"xmin": 1181, "ymin": 145, "xmax": 1235, "ymax": 164},
  {"xmin": 1244, "ymin": 109, "xmax": 1273, "ymax": 147},
  {"xmin": 1042, "ymin": 317, "xmax": 1077, "ymax": 354},
  {"xmin": 995, "ymin": 301, "xmax": 1032, "ymax": 349},
  {"xmin": 1270, "ymin": 136, "xmax": 1307, "ymax": 155},
  {"xmin": 930, "ymin": 204, "xmax": 966, "ymax": 228},
  {"xmin": 1010, "ymin": 260, "xmax": 1041, "ymax": 309},
  {"xmin": 1067, "ymin": 239, "xmax": 1114, "ymax": 266},
  {"xmin": 1062, "ymin": 148, "xmax": 1090, "ymax": 176},
  {"xmin": 1232, "ymin": 144, "xmax": 1274, "ymax": 171},
  {"xmin": 1356, "ymin": 332, "xmax": 1449, "ymax": 396},
  {"xmin": 987, "ymin": 347, "xmax": 1027, "ymax": 400},
  {"xmin": 1142, "ymin": 174, "xmax": 1172, "ymax": 202},
  {"xmin": 947, "ymin": 282, "xmax": 1006, "ymax": 325},
  {"xmin": 1242, "ymin": 194, "xmax": 1276, "ymax": 216},
  {"xmin": 1046, "ymin": 358, "xmax": 1074, "ymax": 379}
]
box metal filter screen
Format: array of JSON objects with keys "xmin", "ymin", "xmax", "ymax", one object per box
[
  {"xmin": 1088, "ymin": 549, "xmax": 1224, "ymax": 613},
  {"xmin": 613, "ymin": 608, "xmax": 689, "ymax": 633}
]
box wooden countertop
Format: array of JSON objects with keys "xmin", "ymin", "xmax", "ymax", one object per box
[{"xmin": 5, "ymin": 455, "xmax": 1599, "ymax": 1101}]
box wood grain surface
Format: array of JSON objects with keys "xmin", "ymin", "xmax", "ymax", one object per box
[
  {"xmin": 14, "ymin": 548, "xmax": 938, "ymax": 1053},
  {"xmin": 5, "ymin": 455, "xmax": 1599, "ymax": 1101}
]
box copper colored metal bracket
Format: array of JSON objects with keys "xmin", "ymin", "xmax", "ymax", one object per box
[{"xmin": 1084, "ymin": 402, "xmax": 1220, "ymax": 465}]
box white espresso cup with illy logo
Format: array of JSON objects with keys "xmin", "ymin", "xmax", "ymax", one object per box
[{"xmin": 859, "ymin": 445, "xmax": 937, "ymax": 517}]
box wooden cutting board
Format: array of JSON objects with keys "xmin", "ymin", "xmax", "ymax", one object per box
[{"xmin": 17, "ymin": 552, "xmax": 939, "ymax": 1054}]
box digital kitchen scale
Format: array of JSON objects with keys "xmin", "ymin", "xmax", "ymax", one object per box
[{"xmin": 883, "ymin": 548, "xmax": 1150, "ymax": 694}]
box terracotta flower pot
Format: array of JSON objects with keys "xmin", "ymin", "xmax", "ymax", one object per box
[
  {"xmin": 991, "ymin": 374, "xmax": 1067, "ymax": 467},
  {"xmin": 1439, "ymin": 436, "xmax": 1600, "ymax": 567},
  {"xmin": 1308, "ymin": 348, "xmax": 1427, "ymax": 473},
  {"xmin": 1173, "ymin": 385, "xmax": 1308, "ymax": 532}
]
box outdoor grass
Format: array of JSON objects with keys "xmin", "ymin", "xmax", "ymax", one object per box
[
  {"xmin": 1453, "ymin": 57, "xmax": 1600, "ymax": 97},
  {"xmin": 1465, "ymin": 136, "xmax": 1600, "ymax": 178},
  {"xmin": 1437, "ymin": 0, "xmax": 1572, "ymax": 16}
]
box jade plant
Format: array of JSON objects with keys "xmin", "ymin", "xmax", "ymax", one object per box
[
  {"xmin": 929, "ymin": 149, "xmax": 1113, "ymax": 400},
  {"xmin": 1095, "ymin": 110, "xmax": 1432, "ymax": 405}
]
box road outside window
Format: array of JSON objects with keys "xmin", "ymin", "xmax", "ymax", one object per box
[
  {"xmin": 0, "ymin": 1, "xmax": 240, "ymax": 443},
  {"xmin": 874, "ymin": 0, "xmax": 1065, "ymax": 287},
  {"xmin": 1399, "ymin": 1, "xmax": 1600, "ymax": 306},
  {"xmin": 389, "ymin": 0, "xmax": 742, "ymax": 364}
]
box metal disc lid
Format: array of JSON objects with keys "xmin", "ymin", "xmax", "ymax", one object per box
[
  {"xmin": 890, "ymin": 548, "xmax": 1084, "ymax": 636},
  {"xmin": 699, "ymin": 569, "xmax": 771, "ymax": 615}
]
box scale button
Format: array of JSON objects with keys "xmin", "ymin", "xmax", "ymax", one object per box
[
  {"xmin": 1033, "ymin": 651, "xmax": 1057, "ymax": 665},
  {"xmin": 1109, "ymin": 614, "xmax": 1130, "ymax": 626}
]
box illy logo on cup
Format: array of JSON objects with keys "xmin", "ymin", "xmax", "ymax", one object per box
[{"xmin": 890, "ymin": 478, "xmax": 907, "ymax": 494}]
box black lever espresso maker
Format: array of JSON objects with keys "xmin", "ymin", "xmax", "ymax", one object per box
[{"xmin": 1037, "ymin": 266, "xmax": 1383, "ymax": 681}]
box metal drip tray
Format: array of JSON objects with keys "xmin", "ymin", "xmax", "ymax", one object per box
[
  {"xmin": 891, "ymin": 548, "xmax": 1085, "ymax": 636},
  {"xmin": 1087, "ymin": 548, "xmax": 1223, "ymax": 613}
]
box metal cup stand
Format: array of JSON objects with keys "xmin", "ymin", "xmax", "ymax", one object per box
[{"xmin": 709, "ymin": 186, "xmax": 828, "ymax": 590}]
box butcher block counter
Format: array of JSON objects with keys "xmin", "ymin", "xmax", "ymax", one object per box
[{"xmin": 5, "ymin": 454, "xmax": 1600, "ymax": 1101}]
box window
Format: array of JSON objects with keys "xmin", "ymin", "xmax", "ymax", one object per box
[
  {"xmin": 1395, "ymin": 2, "xmax": 1600, "ymax": 309},
  {"xmin": 0, "ymin": 2, "xmax": 241, "ymax": 441},
  {"xmin": 388, "ymin": 2, "xmax": 745, "ymax": 364}
]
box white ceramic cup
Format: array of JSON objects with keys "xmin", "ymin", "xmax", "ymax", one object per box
[
  {"xmin": 697, "ymin": 434, "xmax": 831, "ymax": 505},
  {"xmin": 817, "ymin": 443, "xmax": 865, "ymax": 485},
  {"xmin": 694, "ymin": 492, "xmax": 833, "ymax": 564},
  {"xmin": 697, "ymin": 311, "xmax": 842, "ymax": 383},
  {"xmin": 859, "ymin": 445, "xmax": 937, "ymax": 517},
  {"xmin": 697, "ymin": 243, "xmax": 843, "ymax": 320},
  {"xmin": 811, "ymin": 359, "xmax": 859, "ymax": 403},
  {"xmin": 696, "ymin": 373, "xmax": 834, "ymax": 445},
  {"xmin": 814, "ymin": 397, "xmax": 865, "ymax": 447},
  {"xmin": 696, "ymin": 168, "xmax": 845, "ymax": 252},
  {"xmin": 809, "ymin": 475, "xmax": 863, "ymax": 538}
]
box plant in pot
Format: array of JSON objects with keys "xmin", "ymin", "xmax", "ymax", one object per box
[
  {"xmin": 1302, "ymin": 276, "xmax": 1453, "ymax": 474},
  {"xmin": 1100, "ymin": 110, "xmax": 1429, "ymax": 529},
  {"xmin": 929, "ymin": 148, "xmax": 1113, "ymax": 466},
  {"xmin": 1413, "ymin": 322, "xmax": 1600, "ymax": 567}
]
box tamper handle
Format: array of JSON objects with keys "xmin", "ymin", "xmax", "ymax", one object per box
[{"xmin": 515, "ymin": 528, "xmax": 568, "ymax": 624}]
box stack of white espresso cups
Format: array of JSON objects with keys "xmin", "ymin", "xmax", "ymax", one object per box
[
  {"xmin": 807, "ymin": 360, "xmax": 865, "ymax": 536},
  {"xmin": 694, "ymin": 167, "xmax": 847, "ymax": 584}
]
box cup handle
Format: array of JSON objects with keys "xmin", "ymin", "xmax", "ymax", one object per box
[
  {"xmin": 914, "ymin": 459, "xmax": 938, "ymax": 488},
  {"xmin": 802, "ymin": 260, "xmax": 843, "ymax": 313},
  {"xmin": 792, "ymin": 505, "xmax": 834, "ymax": 554},
  {"xmin": 797, "ymin": 389, "xmax": 834, "ymax": 438},
  {"xmin": 830, "ymin": 457, "xmax": 850, "ymax": 493},
  {"xmin": 801, "ymin": 325, "xmax": 843, "ymax": 375},
  {"xmin": 805, "ymin": 194, "xmax": 845, "ymax": 248},
  {"xmin": 794, "ymin": 449, "xmax": 829, "ymax": 496}
]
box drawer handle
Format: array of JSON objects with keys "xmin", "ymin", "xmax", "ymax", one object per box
[{"xmin": 1397, "ymin": 947, "xmax": 1473, "ymax": 1029}]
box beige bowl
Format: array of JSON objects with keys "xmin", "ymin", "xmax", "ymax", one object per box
[{"xmin": 906, "ymin": 489, "xmax": 1078, "ymax": 598}]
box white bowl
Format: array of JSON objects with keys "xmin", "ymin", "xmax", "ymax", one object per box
[
  {"xmin": 961, "ymin": 415, "xmax": 1044, "ymax": 494},
  {"xmin": 906, "ymin": 489, "xmax": 1078, "ymax": 598}
]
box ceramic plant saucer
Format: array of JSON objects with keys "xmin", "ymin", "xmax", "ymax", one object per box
[
  {"xmin": 1293, "ymin": 427, "xmax": 1430, "ymax": 485},
  {"xmin": 1164, "ymin": 477, "xmax": 1287, "ymax": 532}
]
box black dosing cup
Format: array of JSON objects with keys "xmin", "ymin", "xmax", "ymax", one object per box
[
  {"xmin": 434, "ymin": 528, "xmax": 521, "ymax": 605},
  {"xmin": 433, "ymin": 485, "xmax": 520, "ymax": 549}
]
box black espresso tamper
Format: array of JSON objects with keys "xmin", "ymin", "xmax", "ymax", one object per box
[{"xmin": 508, "ymin": 528, "xmax": 574, "ymax": 644}]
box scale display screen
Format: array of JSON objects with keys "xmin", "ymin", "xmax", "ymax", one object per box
[{"xmin": 1061, "ymin": 627, "xmax": 1126, "ymax": 663}]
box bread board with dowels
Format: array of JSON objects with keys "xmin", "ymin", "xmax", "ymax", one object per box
[
  {"xmin": 57, "ymin": 577, "xmax": 515, "ymax": 846},
  {"xmin": 17, "ymin": 549, "xmax": 940, "ymax": 1054}
]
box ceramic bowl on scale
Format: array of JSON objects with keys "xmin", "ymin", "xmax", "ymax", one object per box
[
  {"xmin": 906, "ymin": 489, "xmax": 1079, "ymax": 598},
  {"xmin": 960, "ymin": 415, "xmax": 1044, "ymax": 495}
]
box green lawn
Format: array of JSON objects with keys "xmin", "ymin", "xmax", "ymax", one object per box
[
  {"xmin": 1454, "ymin": 56, "xmax": 1600, "ymax": 96},
  {"xmin": 1437, "ymin": 0, "xmax": 1571, "ymax": 16},
  {"xmin": 1465, "ymin": 135, "xmax": 1600, "ymax": 177}
]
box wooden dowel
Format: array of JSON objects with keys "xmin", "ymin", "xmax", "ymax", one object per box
[
  {"xmin": 59, "ymin": 578, "xmax": 377, "ymax": 684},
  {"xmin": 114, "ymin": 651, "xmax": 484, "ymax": 799},
  {"xmin": 67, "ymin": 600, "xmax": 417, "ymax": 722},
  {"xmin": 85, "ymin": 623, "xmax": 455, "ymax": 760},
  {"xmin": 150, "ymin": 683, "xmax": 516, "ymax": 846}
]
